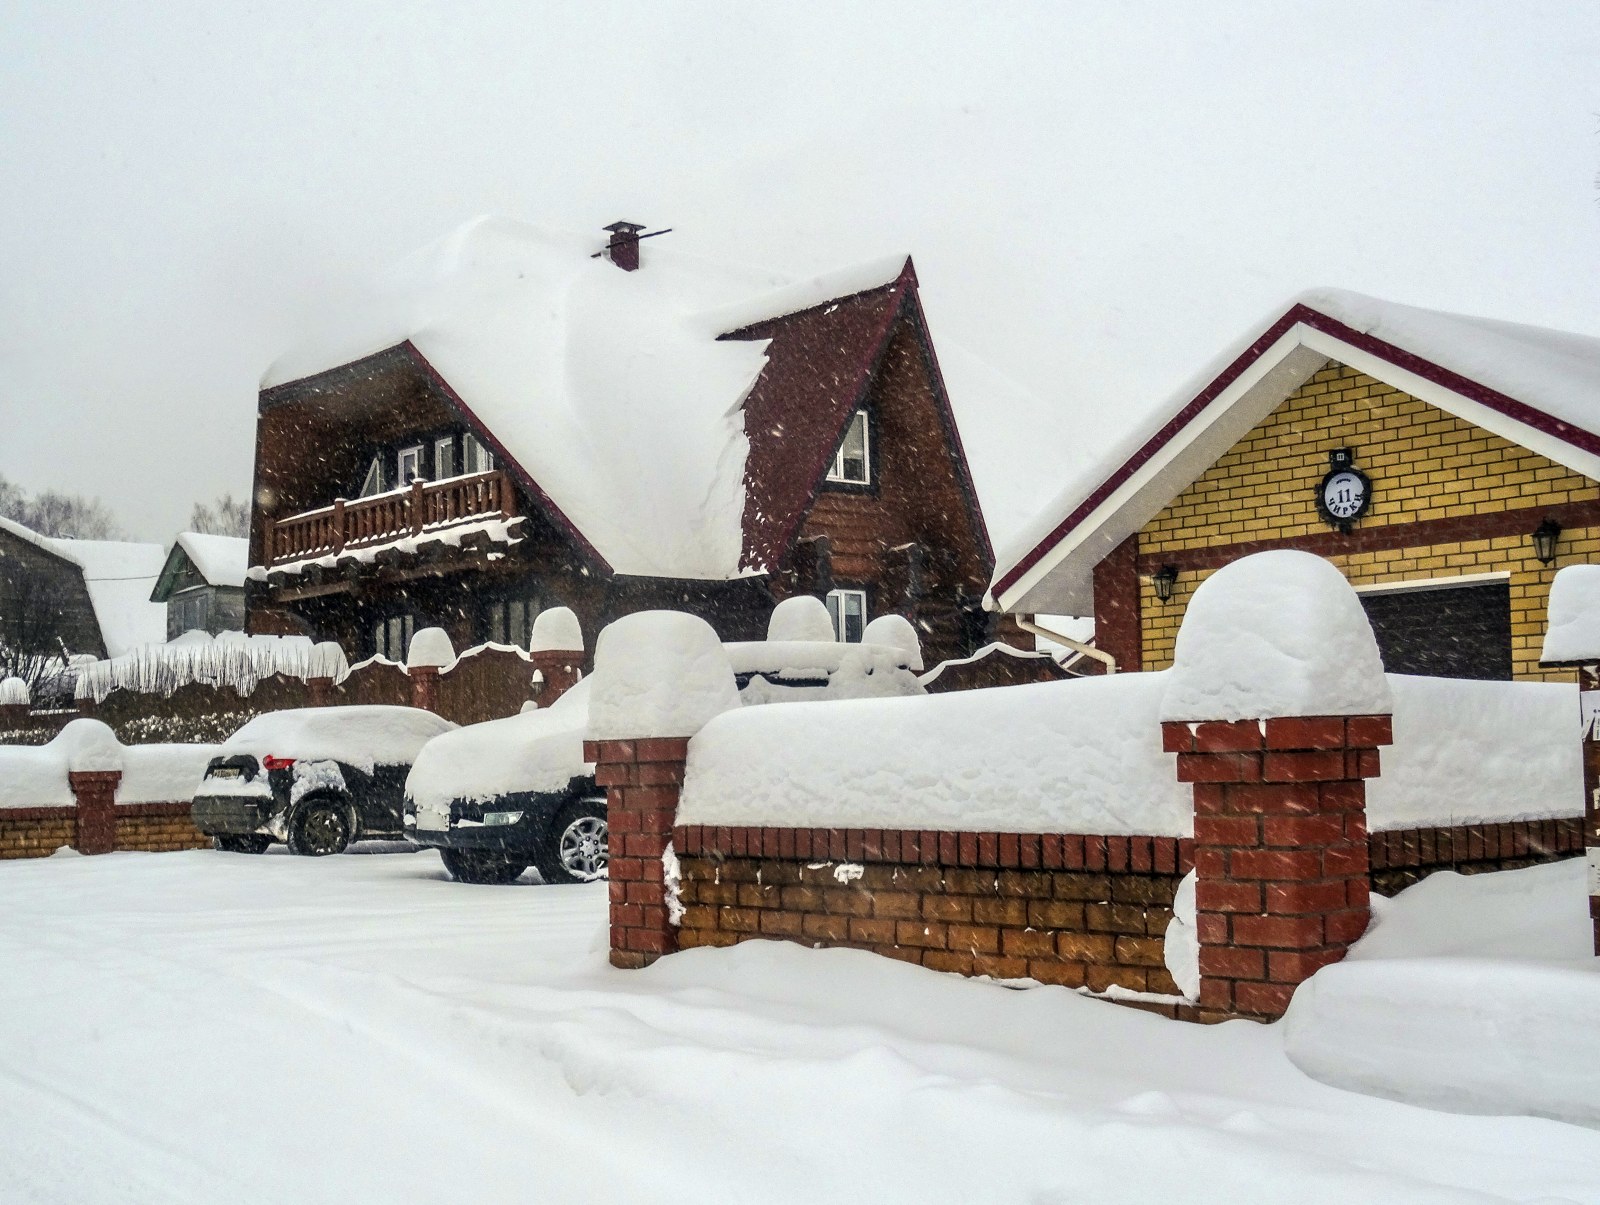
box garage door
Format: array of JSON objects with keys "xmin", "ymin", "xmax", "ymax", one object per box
[{"xmin": 1357, "ymin": 581, "xmax": 1512, "ymax": 680}]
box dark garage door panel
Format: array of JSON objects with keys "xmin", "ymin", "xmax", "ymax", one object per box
[{"xmin": 1358, "ymin": 582, "xmax": 1512, "ymax": 681}]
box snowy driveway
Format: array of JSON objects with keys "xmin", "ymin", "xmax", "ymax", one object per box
[{"xmin": 2, "ymin": 847, "xmax": 1598, "ymax": 1204}]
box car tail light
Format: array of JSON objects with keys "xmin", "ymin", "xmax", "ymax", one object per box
[{"xmin": 262, "ymin": 755, "xmax": 295, "ymax": 771}]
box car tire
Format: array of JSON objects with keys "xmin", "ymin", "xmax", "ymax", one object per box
[
  {"xmin": 287, "ymin": 797, "xmax": 353, "ymax": 857},
  {"xmin": 534, "ymin": 798, "xmax": 609, "ymax": 885},
  {"xmin": 440, "ymin": 848, "xmax": 526, "ymax": 885},
  {"xmin": 214, "ymin": 834, "xmax": 271, "ymax": 855}
]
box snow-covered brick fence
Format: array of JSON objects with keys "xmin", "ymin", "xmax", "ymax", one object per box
[
  {"xmin": 588, "ymin": 552, "xmax": 1589, "ymax": 1024},
  {"xmin": 0, "ymin": 720, "xmax": 218, "ymax": 859},
  {"xmin": 1537, "ymin": 562, "xmax": 1600, "ymax": 956}
]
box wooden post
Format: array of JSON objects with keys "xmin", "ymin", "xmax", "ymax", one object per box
[
  {"xmin": 332, "ymin": 498, "xmax": 346, "ymax": 553},
  {"xmin": 410, "ymin": 478, "xmax": 425, "ymax": 535}
]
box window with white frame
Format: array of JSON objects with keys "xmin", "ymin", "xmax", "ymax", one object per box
[
  {"xmin": 826, "ymin": 410, "xmax": 870, "ymax": 485},
  {"xmin": 825, "ymin": 588, "xmax": 867, "ymax": 643},
  {"xmin": 463, "ymin": 432, "xmax": 494, "ymax": 475},
  {"xmin": 397, "ymin": 444, "xmax": 424, "ymax": 484},
  {"xmin": 483, "ymin": 591, "xmax": 540, "ymax": 647},
  {"xmin": 435, "ymin": 436, "xmax": 456, "ymax": 479}
]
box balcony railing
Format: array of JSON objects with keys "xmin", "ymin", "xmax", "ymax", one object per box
[{"xmin": 267, "ymin": 470, "xmax": 519, "ymax": 566}]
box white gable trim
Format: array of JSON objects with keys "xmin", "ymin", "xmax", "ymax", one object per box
[{"xmin": 998, "ymin": 321, "xmax": 1600, "ymax": 617}]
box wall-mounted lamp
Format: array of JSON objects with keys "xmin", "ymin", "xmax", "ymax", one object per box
[
  {"xmin": 1152, "ymin": 565, "xmax": 1179, "ymax": 603},
  {"xmin": 1532, "ymin": 518, "xmax": 1562, "ymax": 566}
]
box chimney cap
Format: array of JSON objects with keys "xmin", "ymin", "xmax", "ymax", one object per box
[{"xmin": 604, "ymin": 221, "xmax": 645, "ymax": 235}]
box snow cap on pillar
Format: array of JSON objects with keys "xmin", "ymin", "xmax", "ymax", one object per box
[
  {"xmin": 1540, "ymin": 563, "xmax": 1600, "ymax": 664},
  {"xmin": 529, "ymin": 606, "xmax": 584, "ymax": 653},
  {"xmin": 767, "ymin": 595, "xmax": 835, "ymax": 643},
  {"xmin": 52, "ymin": 718, "xmax": 124, "ymax": 773},
  {"xmin": 588, "ymin": 610, "xmax": 739, "ymax": 740},
  {"xmin": 1161, "ymin": 550, "xmax": 1390, "ymax": 722},
  {"xmin": 862, "ymin": 613, "xmax": 924, "ymax": 672},
  {"xmin": 406, "ymin": 627, "xmax": 455, "ymax": 670},
  {"xmin": 0, "ymin": 676, "xmax": 29, "ymax": 706}
]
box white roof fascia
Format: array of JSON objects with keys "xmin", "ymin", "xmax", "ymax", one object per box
[
  {"xmin": 1298, "ymin": 326, "xmax": 1600, "ymax": 485},
  {"xmin": 996, "ymin": 325, "xmax": 1323, "ymax": 614}
]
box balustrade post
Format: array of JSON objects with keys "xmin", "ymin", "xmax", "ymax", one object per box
[
  {"xmin": 499, "ymin": 470, "xmax": 519, "ymax": 518},
  {"xmin": 410, "ymin": 479, "xmax": 425, "ymax": 535},
  {"xmin": 332, "ymin": 498, "xmax": 346, "ymax": 553}
]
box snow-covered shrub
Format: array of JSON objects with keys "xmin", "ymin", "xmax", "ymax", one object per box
[
  {"xmin": 767, "ymin": 595, "xmax": 835, "ymax": 643},
  {"xmin": 861, "ymin": 614, "xmax": 923, "ymax": 672}
]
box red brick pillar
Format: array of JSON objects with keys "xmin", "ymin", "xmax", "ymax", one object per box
[
  {"xmin": 0, "ymin": 702, "xmax": 27, "ymax": 728},
  {"xmin": 529, "ymin": 650, "xmax": 582, "ymax": 709},
  {"xmin": 69, "ymin": 770, "xmax": 121, "ymax": 855},
  {"xmin": 1582, "ymin": 686, "xmax": 1600, "ymax": 956},
  {"xmin": 409, "ymin": 666, "xmax": 439, "ymax": 713},
  {"xmin": 584, "ymin": 737, "xmax": 688, "ymax": 968},
  {"xmin": 1163, "ymin": 714, "xmax": 1392, "ymax": 1021},
  {"xmin": 307, "ymin": 676, "xmax": 333, "ymax": 707}
]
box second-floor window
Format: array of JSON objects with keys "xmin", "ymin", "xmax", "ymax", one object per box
[
  {"xmin": 398, "ymin": 444, "xmax": 424, "ymax": 484},
  {"xmin": 827, "ymin": 410, "xmax": 871, "ymax": 485},
  {"xmin": 359, "ymin": 456, "xmax": 383, "ymax": 497},
  {"xmin": 483, "ymin": 591, "xmax": 540, "ymax": 647},
  {"xmin": 435, "ymin": 436, "xmax": 457, "ymax": 479}
]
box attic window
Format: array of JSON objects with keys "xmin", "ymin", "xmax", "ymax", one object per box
[
  {"xmin": 359, "ymin": 456, "xmax": 383, "ymax": 497},
  {"xmin": 398, "ymin": 444, "xmax": 424, "ymax": 484},
  {"xmin": 827, "ymin": 410, "xmax": 871, "ymax": 485},
  {"xmin": 464, "ymin": 433, "xmax": 495, "ymax": 476}
]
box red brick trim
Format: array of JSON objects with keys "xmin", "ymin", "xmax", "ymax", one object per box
[
  {"xmin": 0, "ymin": 806, "xmax": 76, "ymax": 821},
  {"xmin": 675, "ymin": 825, "xmax": 1194, "ymax": 876},
  {"xmin": 1367, "ymin": 817, "xmax": 1583, "ymax": 871},
  {"xmin": 1134, "ymin": 498, "xmax": 1600, "ymax": 575}
]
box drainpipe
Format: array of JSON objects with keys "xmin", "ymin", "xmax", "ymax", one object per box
[{"xmin": 1016, "ymin": 617, "xmax": 1117, "ymax": 675}]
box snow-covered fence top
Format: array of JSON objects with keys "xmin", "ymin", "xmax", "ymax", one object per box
[
  {"xmin": 75, "ymin": 631, "xmax": 348, "ymax": 703},
  {"xmin": 0, "ymin": 719, "xmax": 218, "ymax": 808},
  {"xmin": 677, "ymin": 670, "xmax": 1580, "ymax": 837},
  {"xmin": 680, "ymin": 671, "xmax": 1193, "ymax": 837}
]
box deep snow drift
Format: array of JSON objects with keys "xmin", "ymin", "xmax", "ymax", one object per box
[{"xmin": 0, "ymin": 849, "xmax": 1596, "ymax": 1204}]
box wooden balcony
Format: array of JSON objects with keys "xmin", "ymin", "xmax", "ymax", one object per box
[{"xmin": 266, "ymin": 470, "xmax": 519, "ymax": 566}]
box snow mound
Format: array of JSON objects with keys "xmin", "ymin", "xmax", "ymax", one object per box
[
  {"xmin": 1284, "ymin": 863, "xmax": 1600, "ymax": 1128},
  {"xmin": 1540, "ymin": 563, "xmax": 1600, "ymax": 664},
  {"xmin": 406, "ymin": 679, "xmax": 594, "ymax": 826},
  {"xmin": 1162, "ymin": 551, "xmax": 1390, "ymax": 721},
  {"xmin": 766, "ymin": 596, "xmax": 835, "ymax": 643},
  {"xmin": 310, "ymin": 641, "xmax": 349, "ymax": 679},
  {"xmin": 1163, "ymin": 870, "xmax": 1199, "ymax": 999},
  {"xmin": 222, "ymin": 706, "xmax": 456, "ymax": 774},
  {"xmin": 1368, "ymin": 674, "xmax": 1580, "ymax": 831},
  {"xmin": 0, "ymin": 676, "xmax": 29, "ymax": 705},
  {"xmin": 406, "ymin": 627, "xmax": 455, "ymax": 670},
  {"xmin": 529, "ymin": 606, "xmax": 584, "ymax": 653},
  {"xmin": 861, "ymin": 614, "xmax": 923, "ymax": 673},
  {"xmin": 680, "ymin": 671, "xmax": 1191, "ymax": 835},
  {"xmin": 588, "ymin": 612, "xmax": 740, "ymax": 741},
  {"xmin": 120, "ymin": 744, "xmax": 220, "ymax": 804}
]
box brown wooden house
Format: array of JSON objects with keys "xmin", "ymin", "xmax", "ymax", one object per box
[{"xmin": 247, "ymin": 219, "xmax": 998, "ymax": 664}]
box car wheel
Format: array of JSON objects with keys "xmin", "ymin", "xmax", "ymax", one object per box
[
  {"xmin": 214, "ymin": 834, "xmax": 271, "ymax": 855},
  {"xmin": 439, "ymin": 848, "xmax": 525, "ymax": 885},
  {"xmin": 288, "ymin": 798, "xmax": 352, "ymax": 857},
  {"xmin": 534, "ymin": 798, "xmax": 608, "ymax": 885}
]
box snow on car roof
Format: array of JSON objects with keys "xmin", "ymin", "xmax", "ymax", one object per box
[{"xmin": 223, "ymin": 706, "xmax": 456, "ymax": 773}]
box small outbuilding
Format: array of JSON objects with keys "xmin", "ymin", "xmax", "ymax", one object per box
[{"xmin": 150, "ymin": 533, "xmax": 248, "ymax": 639}]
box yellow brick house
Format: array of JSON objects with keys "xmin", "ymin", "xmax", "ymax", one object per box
[{"xmin": 992, "ymin": 290, "xmax": 1600, "ymax": 683}]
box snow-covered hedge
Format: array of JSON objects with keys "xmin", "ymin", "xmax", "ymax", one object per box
[{"xmin": 0, "ymin": 719, "xmax": 219, "ymax": 809}]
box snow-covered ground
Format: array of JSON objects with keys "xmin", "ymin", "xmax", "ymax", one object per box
[{"xmin": 2, "ymin": 849, "xmax": 1597, "ymax": 1203}]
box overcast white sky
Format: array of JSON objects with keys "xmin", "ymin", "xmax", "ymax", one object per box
[{"xmin": 2, "ymin": 1, "xmax": 1598, "ymax": 545}]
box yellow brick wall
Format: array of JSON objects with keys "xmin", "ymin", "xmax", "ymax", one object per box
[{"xmin": 1139, "ymin": 362, "xmax": 1599, "ymax": 681}]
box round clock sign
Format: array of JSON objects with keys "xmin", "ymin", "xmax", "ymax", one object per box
[{"xmin": 1316, "ymin": 449, "xmax": 1372, "ymax": 532}]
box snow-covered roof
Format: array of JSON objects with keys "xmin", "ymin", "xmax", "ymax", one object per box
[
  {"xmin": 0, "ymin": 515, "xmax": 166, "ymax": 655},
  {"xmin": 260, "ymin": 217, "xmax": 1005, "ymax": 579},
  {"xmin": 175, "ymin": 532, "xmax": 248, "ymax": 588},
  {"xmin": 993, "ymin": 290, "xmax": 1600, "ymax": 615},
  {"xmin": 52, "ymin": 537, "xmax": 167, "ymax": 657}
]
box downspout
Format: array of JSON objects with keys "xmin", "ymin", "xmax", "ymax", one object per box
[{"xmin": 1015, "ymin": 616, "xmax": 1117, "ymax": 676}]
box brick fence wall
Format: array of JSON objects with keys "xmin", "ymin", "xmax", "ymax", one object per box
[{"xmin": 0, "ymin": 803, "xmax": 208, "ymax": 859}]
